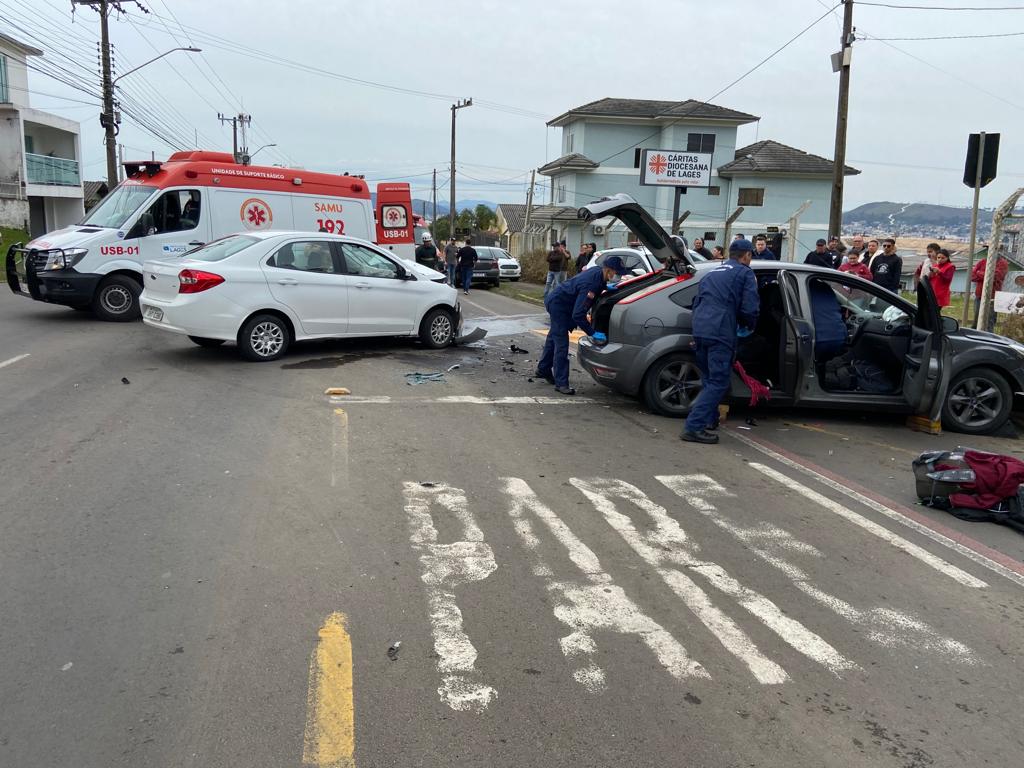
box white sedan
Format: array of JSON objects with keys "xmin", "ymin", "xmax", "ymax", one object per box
[
  {"xmin": 140, "ymin": 231, "xmax": 461, "ymax": 361},
  {"xmin": 493, "ymin": 248, "xmax": 521, "ymax": 281}
]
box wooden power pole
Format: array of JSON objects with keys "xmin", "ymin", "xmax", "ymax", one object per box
[
  {"xmin": 828, "ymin": 0, "xmax": 855, "ymax": 239},
  {"xmin": 449, "ymin": 99, "xmax": 472, "ymax": 242}
]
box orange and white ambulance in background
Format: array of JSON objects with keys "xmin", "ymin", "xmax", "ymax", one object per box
[{"xmin": 5, "ymin": 150, "xmax": 418, "ymax": 320}]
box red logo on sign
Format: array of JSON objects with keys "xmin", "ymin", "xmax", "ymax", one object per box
[
  {"xmin": 648, "ymin": 154, "xmax": 668, "ymax": 175},
  {"xmin": 240, "ymin": 197, "xmax": 273, "ymax": 230},
  {"xmin": 386, "ymin": 208, "xmax": 402, "ymax": 224}
]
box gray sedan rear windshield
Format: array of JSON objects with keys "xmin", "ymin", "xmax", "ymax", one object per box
[{"xmin": 187, "ymin": 234, "xmax": 260, "ymax": 262}]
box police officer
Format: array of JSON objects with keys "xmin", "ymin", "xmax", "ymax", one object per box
[
  {"xmin": 536, "ymin": 255, "xmax": 630, "ymax": 395},
  {"xmin": 681, "ymin": 239, "xmax": 759, "ymax": 444}
]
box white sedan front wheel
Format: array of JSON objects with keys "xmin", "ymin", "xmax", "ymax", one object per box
[{"xmin": 419, "ymin": 307, "xmax": 456, "ymax": 349}]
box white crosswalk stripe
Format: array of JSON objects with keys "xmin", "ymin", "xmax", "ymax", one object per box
[{"xmin": 400, "ymin": 467, "xmax": 983, "ymax": 712}]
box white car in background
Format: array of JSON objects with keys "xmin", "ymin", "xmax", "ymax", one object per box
[
  {"xmin": 583, "ymin": 245, "xmax": 708, "ymax": 276},
  {"xmin": 492, "ymin": 248, "xmax": 521, "ymax": 281},
  {"xmin": 140, "ymin": 231, "xmax": 461, "ymax": 361}
]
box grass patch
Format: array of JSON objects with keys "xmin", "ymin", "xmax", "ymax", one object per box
[
  {"xmin": 492, "ymin": 280, "xmax": 546, "ymax": 307},
  {"xmin": 1, "ymin": 226, "xmax": 29, "ymax": 257}
]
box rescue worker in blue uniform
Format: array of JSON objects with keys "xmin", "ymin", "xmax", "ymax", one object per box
[
  {"xmin": 681, "ymin": 238, "xmax": 760, "ymax": 444},
  {"xmin": 536, "ymin": 255, "xmax": 630, "ymax": 395}
]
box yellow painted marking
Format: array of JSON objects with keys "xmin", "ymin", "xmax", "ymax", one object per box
[
  {"xmin": 302, "ymin": 612, "xmax": 355, "ymax": 767},
  {"xmin": 530, "ymin": 328, "xmax": 587, "ymax": 344},
  {"xmin": 325, "ymin": 387, "xmax": 351, "ymax": 396},
  {"xmin": 331, "ymin": 409, "xmax": 349, "ymax": 488}
]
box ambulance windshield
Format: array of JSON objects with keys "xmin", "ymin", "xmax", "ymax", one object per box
[{"xmin": 82, "ymin": 184, "xmax": 157, "ymax": 228}]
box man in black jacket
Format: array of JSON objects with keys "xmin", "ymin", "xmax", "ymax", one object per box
[
  {"xmin": 804, "ymin": 239, "xmax": 834, "ymax": 269},
  {"xmin": 870, "ymin": 238, "xmax": 903, "ymax": 294},
  {"xmin": 457, "ymin": 240, "xmax": 478, "ymax": 295}
]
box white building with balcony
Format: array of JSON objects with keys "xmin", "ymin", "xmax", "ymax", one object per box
[{"xmin": 0, "ymin": 33, "xmax": 85, "ymax": 237}]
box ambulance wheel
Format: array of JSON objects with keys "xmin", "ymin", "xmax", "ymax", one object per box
[
  {"xmin": 238, "ymin": 314, "xmax": 290, "ymax": 362},
  {"xmin": 942, "ymin": 366, "xmax": 1012, "ymax": 435},
  {"xmin": 419, "ymin": 307, "xmax": 456, "ymax": 349},
  {"xmin": 188, "ymin": 336, "xmax": 225, "ymax": 348},
  {"xmin": 92, "ymin": 274, "xmax": 142, "ymax": 322},
  {"xmin": 642, "ymin": 352, "xmax": 703, "ymax": 417}
]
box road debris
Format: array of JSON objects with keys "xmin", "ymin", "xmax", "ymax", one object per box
[
  {"xmin": 509, "ymin": 343, "xmax": 529, "ymax": 354},
  {"xmin": 121, "ymin": 377, "xmax": 130, "ymax": 385},
  {"xmin": 324, "ymin": 387, "xmax": 351, "ymax": 395},
  {"xmin": 446, "ymin": 364, "xmax": 461, "ymax": 372},
  {"xmin": 405, "ymin": 372, "xmax": 446, "ymax": 386},
  {"xmin": 387, "ymin": 641, "xmax": 402, "ymax": 661}
]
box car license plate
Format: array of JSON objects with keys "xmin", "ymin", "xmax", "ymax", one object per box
[{"xmin": 144, "ymin": 305, "xmax": 163, "ymax": 321}]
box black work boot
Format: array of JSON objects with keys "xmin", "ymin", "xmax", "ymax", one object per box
[{"xmin": 680, "ymin": 430, "xmax": 719, "ymax": 445}]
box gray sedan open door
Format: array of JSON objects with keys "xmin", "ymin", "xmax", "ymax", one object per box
[
  {"xmin": 902, "ymin": 277, "xmax": 951, "ymax": 419},
  {"xmin": 577, "ymin": 194, "xmax": 695, "ymax": 273}
]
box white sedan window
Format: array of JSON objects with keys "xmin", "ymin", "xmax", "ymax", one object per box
[
  {"xmin": 269, "ymin": 241, "xmax": 338, "ymax": 273},
  {"xmin": 340, "ymin": 243, "xmax": 400, "ymax": 279}
]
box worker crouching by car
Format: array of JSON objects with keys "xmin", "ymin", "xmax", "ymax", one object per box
[
  {"xmin": 536, "ymin": 255, "xmax": 630, "ymax": 395},
  {"xmin": 681, "ymin": 239, "xmax": 760, "ymax": 445}
]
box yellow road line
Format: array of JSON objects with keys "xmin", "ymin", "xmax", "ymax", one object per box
[{"xmin": 302, "ymin": 612, "xmax": 355, "ymax": 767}]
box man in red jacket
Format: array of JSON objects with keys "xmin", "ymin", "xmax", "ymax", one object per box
[
  {"xmin": 971, "ymin": 252, "xmax": 1009, "ymax": 332},
  {"xmin": 838, "ymin": 249, "xmax": 872, "ymax": 280}
]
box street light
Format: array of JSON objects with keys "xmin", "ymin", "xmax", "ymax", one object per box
[
  {"xmin": 112, "ymin": 46, "xmax": 202, "ymax": 86},
  {"xmin": 104, "ymin": 46, "xmax": 201, "ymax": 187},
  {"xmin": 249, "ymin": 143, "xmax": 277, "ymax": 161}
]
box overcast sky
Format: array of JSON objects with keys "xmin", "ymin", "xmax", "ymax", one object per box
[{"xmin": 12, "ymin": 0, "xmax": 1024, "ymax": 212}]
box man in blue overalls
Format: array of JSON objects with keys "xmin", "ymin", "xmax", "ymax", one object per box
[
  {"xmin": 681, "ymin": 239, "xmax": 760, "ymax": 444},
  {"xmin": 536, "ymin": 255, "xmax": 630, "ymax": 395}
]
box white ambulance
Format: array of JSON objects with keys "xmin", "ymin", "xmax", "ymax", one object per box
[{"xmin": 4, "ymin": 151, "xmax": 418, "ymax": 321}]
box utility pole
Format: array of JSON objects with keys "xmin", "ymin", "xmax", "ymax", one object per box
[
  {"xmin": 449, "ymin": 98, "xmax": 472, "ymax": 242},
  {"xmin": 74, "ymin": 1, "xmax": 118, "ymax": 188},
  {"xmin": 431, "ymin": 168, "xmax": 437, "ymax": 229},
  {"xmin": 828, "ymin": 0, "xmax": 855, "ymax": 239},
  {"xmin": 218, "ymin": 113, "xmax": 250, "ymax": 162},
  {"xmin": 523, "ymin": 169, "xmax": 536, "ymax": 256}
]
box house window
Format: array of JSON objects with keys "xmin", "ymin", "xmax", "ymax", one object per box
[
  {"xmin": 738, "ymin": 187, "xmax": 765, "ymax": 207},
  {"xmin": 557, "ymin": 184, "xmax": 567, "ymax": 203},
  {"xmin": 687, "ymin": 133, "xmax": 716, "ymax": 154},
  {"xmin": 707, "ymin": 186, "xmax": 720, "ymax": 196},
  {"xmin": 0, "ymin": 55, "xmax": 8, "ymax": 103},
  {"xmin": 566, "ymin": 132, "xmax": 575, "ymax": 153},
  {"xmin": 703, "ymin": 231, "xmax": 717, "ymax": 242}
]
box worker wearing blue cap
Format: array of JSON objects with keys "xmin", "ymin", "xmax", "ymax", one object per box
[
  {"xmin": 536, "ymin": 255, "xmax": 631, "ymax": 395},
  {"xmin": 681, "ymin": 238, "xmax": 760, "ymax": 444}
]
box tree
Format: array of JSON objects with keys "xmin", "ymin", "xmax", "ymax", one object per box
[
  {"xmin": 456, "ymin": 208, "xmax": 476, "ymax": 232},
  {"xmin": 431, "ymin": 217, "xmax": 450, "ymax": 242},
  {"xmin": 474, "ymin": 204, "xmax": 496, "ymax": 232}
]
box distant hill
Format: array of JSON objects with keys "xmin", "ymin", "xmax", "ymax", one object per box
[{"xmin": 843, "ymin": 201, "xmax": 1022, "ymax": 238}]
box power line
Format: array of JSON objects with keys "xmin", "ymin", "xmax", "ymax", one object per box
[
  {"xmin": 857, "ymin": 2, "xmax": 1024, "ymax": 9},
  {"xmin": 861, "ymin": 29, "xmax": 1024, "ymax": 38},
  {"xmin": 589, "ymin": 3, "xmax": 841, "ymax": 167}
]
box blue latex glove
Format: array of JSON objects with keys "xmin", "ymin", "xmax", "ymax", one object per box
[
  {"xmin": 606, "ymin": 282, "xmax": 619, "ymax": 291},
  {"xmin": 736, "ymin": 327, "xmax": 753, "ymax": 338},
  {"xmin": 592, "ymin": 332, "xmax": 608, "ymax": 345}
]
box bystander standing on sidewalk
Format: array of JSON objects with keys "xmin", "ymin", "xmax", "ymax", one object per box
[
  {"xmin": 839, "ymin": 249, "xmax": 872, "ymax": 280},
  {"xmin": 545, "ymin": 241, "xmax": 569, "ymax": 296},
  {"xmin": 444, "ymin": 237, "xmax": 459, "ymax": 285},
  {"xmin": 871, "ymin": 238, "xmax": 903, "ymax": 293},
  {"xmin": 692, "ymin": 238, "xmax": 713, "ymax": 260},
  {"xmin": 971, "ymin": 250, "xmax": 1009, "ymax": 332},
  {"xmin": 457, "ymin": 239, "xmax": 477, "ymax": 295}
]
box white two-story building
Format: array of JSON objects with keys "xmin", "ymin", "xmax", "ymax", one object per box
[
  {"xmin": 0, "ymin": 33, "xmax": 85, "ymax": 237},
  {"xmin": 515, "ymin": 98, "xmax": 857, "ymax": 259}
]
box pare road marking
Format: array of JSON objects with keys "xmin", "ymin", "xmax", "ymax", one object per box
[
  {"xmin": 503, "ymin": 476, "xmax": 709, "ymax": 691},
  {"xmin": 402, "ymin": 482, "xmax": 498, "ymax": 712},
  {"xmin": 658, "ymin": 474, "xmax": 978, "ymax": 665},
  {"xmin": 302, "ymin": 612, "xmax": 355, "ymax": 768},
  {"xmin": 572, "ymin": 477, "xmax": 852, "ymax": 681}
]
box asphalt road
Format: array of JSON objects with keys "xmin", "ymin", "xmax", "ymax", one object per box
[{"xmin": 2, "ymin": 285, "xmax": 1023, "ymax": 768}]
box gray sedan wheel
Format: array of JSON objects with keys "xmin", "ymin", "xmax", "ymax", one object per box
[
  {"xmin": 642, "ymin": 352, "xmax": 703, "ymax": 417},
  {"xmin": 941, "ymin": 366, "xmax": 1012, "ymax": 435}
]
